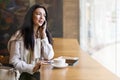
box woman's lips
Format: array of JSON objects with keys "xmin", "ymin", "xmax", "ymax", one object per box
[{"xmin": 39, "ymin": 20, "xmax": 44, "ymax": 23}]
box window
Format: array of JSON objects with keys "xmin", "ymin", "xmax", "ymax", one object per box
[{"xmin": 80, "ymin": 0, "xmax": 120, "ymax": 77}]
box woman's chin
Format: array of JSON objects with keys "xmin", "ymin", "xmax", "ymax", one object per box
[{"xmin": 38, "ymin": 24, "xmax": 42, "ymax": 27}]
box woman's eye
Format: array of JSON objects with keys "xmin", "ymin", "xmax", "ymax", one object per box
[
  {"xmin": 34, "ymin": 12, "xmax": 46, "ymax": 18},
  {"xmin": 36, "ymin": 13, "xmax": 41, "ymax": 15}
]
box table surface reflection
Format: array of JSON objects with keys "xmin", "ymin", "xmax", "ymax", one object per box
[{"xmin": 40, "ymin": 38, "xmax": 120, "ymax": 80}]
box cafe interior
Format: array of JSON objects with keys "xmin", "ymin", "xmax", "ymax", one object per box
[{"xmin": 0, "ymin": 0, "xmax": 120, "ymax": 80}]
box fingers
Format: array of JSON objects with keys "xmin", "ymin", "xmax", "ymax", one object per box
[
  {"xmin": 39, "ymin": 21, "xmax": 47, "ymax": 32},
  {"xmin": 41, "ymin": 21, "xmax": 47, "ymax": 28},
  {"xmin": 33, "ymin": 62, "xmax": 42, "ymax": 72},
  {"xmin": 33, "ymin": 60, "xmax": 51, "ymax": 72}
]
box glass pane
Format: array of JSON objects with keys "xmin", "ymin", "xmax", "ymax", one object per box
[
  {"xmin": 116, "ymin": 0, "xmax": 120, "ymax": 76},
  {"xmin": 80, "ymin": 0, "xmax": 116, "ymax": 74}
]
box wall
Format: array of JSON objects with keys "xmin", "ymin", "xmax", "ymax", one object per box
[{"xmin": 63, "ymin": 0, "xmax": 79, "ymax": 40}]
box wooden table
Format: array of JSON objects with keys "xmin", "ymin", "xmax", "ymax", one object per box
[{"xmin": 40, "ymin": 38, "xmax": 120, "ymax": 80}]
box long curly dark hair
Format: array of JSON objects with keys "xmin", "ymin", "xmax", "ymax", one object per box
[{"xmin": 20, "ymin": 4, "xmax": 53, "ymax": 51}]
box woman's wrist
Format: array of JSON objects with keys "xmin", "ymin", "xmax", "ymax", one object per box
[
  {"xmin": 40, "ymin": 32, "xmax": 47, "ymax": 39},
  {"xmin": 32, "ymin": 62, "xmax": 41, "ymax": 72}
]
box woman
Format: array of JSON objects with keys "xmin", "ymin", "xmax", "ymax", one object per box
[{"xmin": 8, "ymin": 4, "xmax": 54, "ymax": 80}]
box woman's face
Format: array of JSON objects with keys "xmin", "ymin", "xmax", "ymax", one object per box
[{"xmin": 33, "ymin": 8, "xmax": 46, "ymax": 27}]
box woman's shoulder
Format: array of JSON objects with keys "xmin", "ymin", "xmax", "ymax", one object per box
[
  {"xmin": 7, "ymin": 30, "xmax": 23, "ymax": 51},
  {"xmin": 9, "ymin": 30, "xmax": 23, "ymax": 41}
]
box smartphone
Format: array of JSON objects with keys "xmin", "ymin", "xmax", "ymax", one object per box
[
  {"xmin": 38, "ymin": 21, "xmax": 46, "ymax": 30},
  {"xmin": 41, "ymin": 21, "xmax": 46, "ymax": 27}
]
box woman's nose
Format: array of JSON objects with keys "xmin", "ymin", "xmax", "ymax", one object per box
[
  {"xmin": 40, "ymin": 16, "xmax": 45, "ymax": 21},
  {"xmin": 40, "ymin": 15, "xmax": 43, "ymax": 19},
  {"xmin": 40, "ymin": 14, "xmax": 44, "ymax": 18}
]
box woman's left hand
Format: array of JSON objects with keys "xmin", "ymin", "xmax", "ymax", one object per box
[{"xmin": 33, "ymin": 61, "xmax": 42, "ymax": 72}]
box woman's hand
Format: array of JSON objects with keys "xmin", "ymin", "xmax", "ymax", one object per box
[
  {"xmin": 39, "ymin": 21, "xmax": 47, "ymax": 39},
  {"xmin": 33, "ymin": 61, "xmax": 42, "ymax": 72}
]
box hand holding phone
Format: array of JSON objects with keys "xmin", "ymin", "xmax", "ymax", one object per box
[
  {"xmin": 41, "ymin": 21, "xmax": 46, "ymax": 27},
  {"xmin": 38, "ymin": 21, "xmax": 47, "ymax": 30},
  {"xmin": 38, "ymin": 21, "xmax": 47, "ymax": 39}
]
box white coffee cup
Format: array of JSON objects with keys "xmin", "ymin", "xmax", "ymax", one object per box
[{"xmin": 53, "ymin": 58, "xmax": 66, "ymax": 66}]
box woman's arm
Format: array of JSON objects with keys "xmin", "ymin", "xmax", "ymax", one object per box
[
  {"xmin": 41, "ymin": 37, "xmax": 54, "ymax": 60},
  {"xmin": 9, "ymin": 41, "xmax": 34, "ymax": 74},
  {"xmin": 38, "ymin": 21, "xmax": 54, "ymax": 60}
]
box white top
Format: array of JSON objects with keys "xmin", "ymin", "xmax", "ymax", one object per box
[{"xmin": 8, "ymin": 31, "xmax": 54, "ymax": 74}]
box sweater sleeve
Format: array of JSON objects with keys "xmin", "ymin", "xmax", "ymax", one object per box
[
  {"xmin": 41, "ymin": 37, "xmax": 54, "ymax": 60},
  {"xmin": 9, "ymin": 41, "xmax": 34, "ymax": 74}
]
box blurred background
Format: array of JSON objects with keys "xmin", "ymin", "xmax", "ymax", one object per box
[{"xmin": 0, "ymin": 0, "xmax": 120, "ymax": 78}]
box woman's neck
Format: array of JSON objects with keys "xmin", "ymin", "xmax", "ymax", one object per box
[{"xmin": 34, "ymin": 25, "xmax": 39, "ymax": 33}]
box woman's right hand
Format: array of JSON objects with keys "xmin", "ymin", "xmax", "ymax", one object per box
[
  {"xmin": 39, "ymin": 21, "xmax": 47, "ymax": 39},
  {"xmin": 33, "ymin": 61, "xmax": 42, "ymax": 72}
]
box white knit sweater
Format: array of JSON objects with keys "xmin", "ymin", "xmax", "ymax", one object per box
[{"xmin": 8, "ymin": 30, "xmax": 54, "ymax": 74}]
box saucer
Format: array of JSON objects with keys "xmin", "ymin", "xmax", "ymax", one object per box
[{"xmin": 51, "ymin": 63, "xmax": 68, "ymax": 68}]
